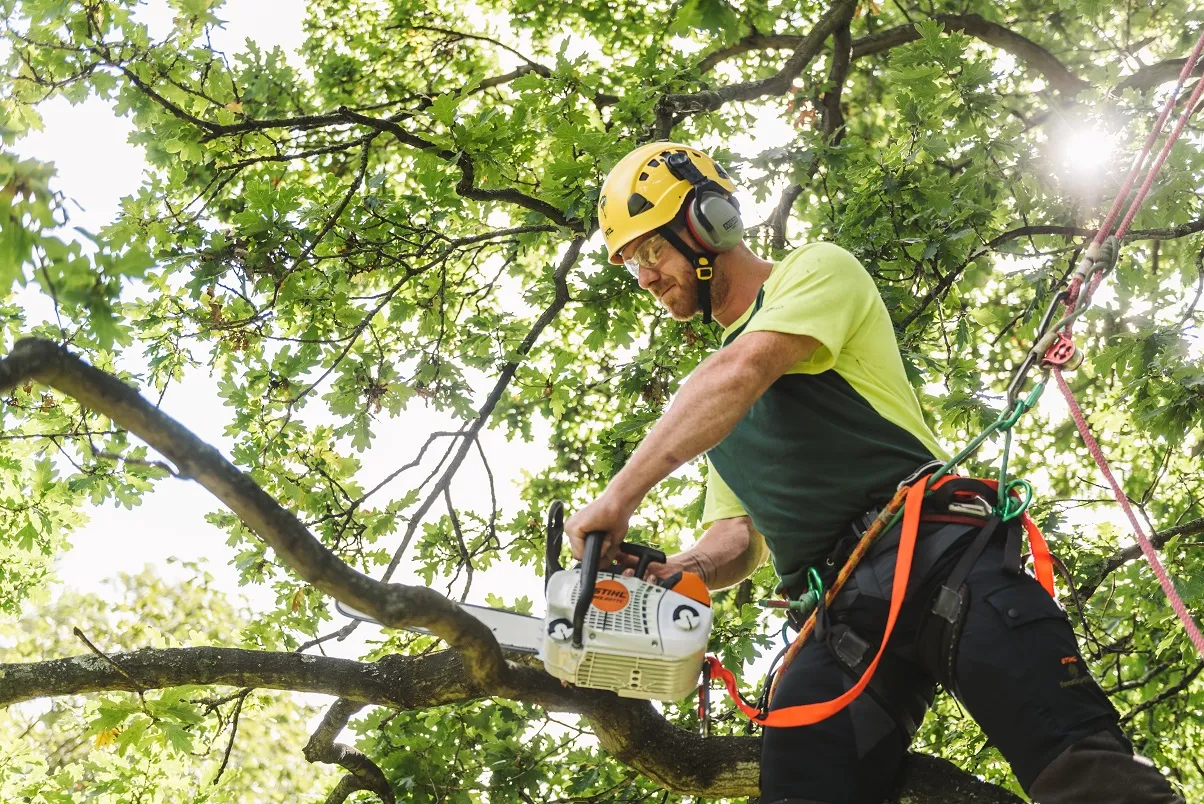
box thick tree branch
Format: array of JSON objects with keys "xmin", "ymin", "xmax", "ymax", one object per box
[
  {"xmin": 766, "ymin": 22, "xmax": 852, "ymax": 251},
  {"xmin": 0, "ymin": 339, "xmax": 510, "ymax": 692},
  {"xmin": 1116, "ymin": 57, "xmax": 1204, "ymax": 93},
  {"xmin": 851, "ymin": 14, "xmax": 1090, "ymax": 95},
  {"xmin": 0, "ymin": 646, "xmax": 1021, "ymax": 801},
  {"xmin": 700, "ymin": 13, "xmax": 1203, "ymax": 100},
  {"xmin": 699, "ymin": 14, "xmax": 1088, "ymax": 96},
  {"xmin": 656, "ymin": 0, "xmax": 856, "ymax": 130}
]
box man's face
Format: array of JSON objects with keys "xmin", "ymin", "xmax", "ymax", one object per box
[{"xmin": 620, "ymin": 233, "xmax": 699, "ymax": 321}]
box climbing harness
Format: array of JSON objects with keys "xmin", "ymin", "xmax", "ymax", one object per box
[{"xmin": 699, "ymin": 27, "xmax": 1204, "ymax": 730}]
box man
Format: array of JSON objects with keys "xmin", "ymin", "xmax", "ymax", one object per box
[{"xmin": 565, "ymin": 142, "xmax": 1182, "ymax": 804}]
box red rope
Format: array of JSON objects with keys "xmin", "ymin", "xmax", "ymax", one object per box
[{"xmin": 1053, "ymin": 369, "xmax": 1204, "ymax": 657}]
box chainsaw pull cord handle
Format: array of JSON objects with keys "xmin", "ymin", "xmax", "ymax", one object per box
[
  {"xmin": 545, "ymin": 500, "xmax": 566, "ymax": 590},
  {"xmin": 572, "ymin": 531, "xmax": 606, "ymax": 648}
]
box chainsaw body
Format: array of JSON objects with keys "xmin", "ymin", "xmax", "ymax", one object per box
[
  {"xmin": 540, "ymin": 505, "xmax": 713, "ymax": 701},
  {"xmin": 541, "ymin": 563, "xmax": 713, "ymax": 701}
]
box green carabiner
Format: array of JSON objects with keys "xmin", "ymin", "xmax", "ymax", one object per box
[
  {"xmin": 807, "ymin": 566, "xmax": 824, "ymax": 598},
  {"xmin": 998, "ymin": 399, "xmax": 1027, "ymax": 430},
  {"xmin": 1023, "ymin": 379, "xmax": 1047, "ymax": 411},
  {"xmin": 998, "ymin": 380, "xmax": 1047, "ymax": 431},
  {"xmin": 997, "ymin": 478, "xmax": 1033, "ymax": 522}
]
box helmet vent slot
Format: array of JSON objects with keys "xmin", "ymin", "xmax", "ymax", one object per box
[{"xmin": 627, "ymin": 193, "xmax": 654, "ymax": 217}]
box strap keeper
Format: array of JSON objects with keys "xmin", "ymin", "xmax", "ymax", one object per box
[
  {"xmin": 932, "ymin": 585, "xmax": 963, "ymax": 624},
  {"xmin": 696, "ymin": 264, "xmax": 713, "ymax": 280},
  {"xmin": 832, "ymin": 626, "xmax": 872, "ymax": 669}
]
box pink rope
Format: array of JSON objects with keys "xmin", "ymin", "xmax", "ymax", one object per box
[
  {"xmin": 1054, "ymin": 369, "xmax": 1204, "ymax": 658},
  {"xmin": 1067, "ymin": 27, "xmax": 1204, "ymax": 306},
  {"xmin": 1038, "ymin": 29, "xmax": 1204, "ymax": 661},
  {"xmin": 1114, "ymin": 70, "xmax": 1204, "ymax": 241}
]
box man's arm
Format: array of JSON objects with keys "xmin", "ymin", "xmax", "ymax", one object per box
[
  {"xmin": 566, "ymin": 329, "xmax": 819, "ymax": 560},
  {"xmin": 658, "ymin": 516, "xmax": 767, "ymax": 590}
]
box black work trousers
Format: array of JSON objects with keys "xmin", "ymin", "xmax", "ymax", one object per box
[{"xmin": 760, "ymin": 523, "xmax": 1184, "ymax": 804}]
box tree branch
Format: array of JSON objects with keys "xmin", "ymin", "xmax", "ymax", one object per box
[
  {"xmin": 699, "ymin": 14, "xmax": 1089, "ymax": 95},
  {"xmin": 1116, "ymin": 57, "xmax": 1204, "ymax": 93},
  {"xmin": 381, "ymin": 238, "xmax": 584, "ymax": 579},
  {"xmin": 0, "ymin": 645, "xmax": 1021, "ymax": 801},
  {"xmin": 851, "ymin": 14, "xmax": 1090, "ymax": 95},
  {"xmin": 656, "ymin": 0, "xmax": 857, "ymax": 130},
  {"xmin": 304, "ymin": 699, "xmax": 395, "ymax": 804},
  {"xmin": 0, "ymin": 339, "xmax": 510, "ymax": 692},
  {"xmin": 897, "ymin": 218, "xmax": 1204, "ymax": 331},
  {"xmin": 766, "ymin": 21, "xmax": 852, "ymax": 251},
  {"xmin": 335, "ymin": 107, "xmax": 576, "ymax": 228},
  {"xmin": 1077, "ymin": 517, "xmax": 1204, "ymax": 600}
]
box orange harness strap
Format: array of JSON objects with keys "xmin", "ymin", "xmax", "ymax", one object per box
[{"xmin": 705, "ymin": 474, "xmax": 1056, "ymax": 727}]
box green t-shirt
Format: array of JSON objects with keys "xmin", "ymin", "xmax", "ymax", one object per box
[{"xmin": 702, "ymin": 242, "xmax": 946, "ymax": 591}]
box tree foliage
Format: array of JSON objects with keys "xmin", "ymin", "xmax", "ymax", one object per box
[{"xmin": 2, "ymin": 0, "xmax": 1203, "ymax": 800}]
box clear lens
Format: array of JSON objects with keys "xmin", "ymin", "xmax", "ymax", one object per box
[{"xmin": 623, "ymin": 237, "xmax": 665, "ymax": 278}]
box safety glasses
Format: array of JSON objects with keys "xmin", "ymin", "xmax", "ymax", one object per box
[{"xmin": 622, "ymin": 235, "xmax": 668, "ymax": 278}]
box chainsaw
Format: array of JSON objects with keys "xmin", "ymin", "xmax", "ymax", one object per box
[{"xmin": 336, "ymin": 501, "xmax": 714, "ymax": 702}]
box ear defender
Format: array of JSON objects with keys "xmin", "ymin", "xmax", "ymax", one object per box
[
  {"xmin": 686, "ymin": 192, "xmax": 744, "ymax": 252},
  {"xmin": 664, "ymin": 151, "xmax": 744, "ymax": 253}
]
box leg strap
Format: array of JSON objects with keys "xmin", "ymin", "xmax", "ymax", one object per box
[{"xmin": 916, "ymin": 515, "xmax": 1001, "ymax": 694}]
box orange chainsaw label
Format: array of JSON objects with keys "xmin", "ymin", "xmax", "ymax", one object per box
[{"xmin": 591, "ymin": 580, "xmax": 630, "ymax": 612}]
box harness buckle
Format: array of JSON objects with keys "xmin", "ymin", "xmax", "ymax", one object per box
[
  {"xmin": 898, "ymin": 459, "xmax": 944, "ymax": 490},
  {"xmin": 947, "ymin": 497, "xmax": 993, "ymax": 518},
  {"xmin": 831, "ymin": 626, "xmax": 872, "ymax": 669}
]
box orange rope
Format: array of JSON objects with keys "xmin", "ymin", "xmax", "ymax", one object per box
[{"xmin": 768, "ymin": 484, "xmax": 911, "ymax": 702}]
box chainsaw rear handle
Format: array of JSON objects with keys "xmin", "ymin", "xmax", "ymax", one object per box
[
  {"xmin": 571, "ymin": 537, "xmax": 668, "ymax": 647},
  {"xmin": 544, "ymin": 501, "xmax": 667, "ymax": 648}
]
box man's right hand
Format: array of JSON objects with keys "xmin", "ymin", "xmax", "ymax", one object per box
[{"xmin": 614, "ymin": 552, "xmax": 683, "ymax": 583}]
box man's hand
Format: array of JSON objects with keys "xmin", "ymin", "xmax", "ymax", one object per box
[
  {"xmin": 564, "ymin": 491, "xmax": 638, "ymax": 565},
  {"xmin": 617, "ymin": 554, "xmax": 682, "ymax": 583}
]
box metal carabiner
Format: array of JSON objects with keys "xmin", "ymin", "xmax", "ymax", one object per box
[{"xmin": 1006, "ymin": 289, "xmax": 1069, "ymax": 407}]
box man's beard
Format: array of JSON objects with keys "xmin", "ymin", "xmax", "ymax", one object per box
[{"xmin": 661, "ymin": 283, "xmax": 698, "ymax": 321}]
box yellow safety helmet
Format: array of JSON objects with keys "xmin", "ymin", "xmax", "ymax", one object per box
[{"xmin": 598, "ymin": 142, "xmax": 739, "ymax": 264}]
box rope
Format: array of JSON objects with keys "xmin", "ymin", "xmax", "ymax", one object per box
[
  {"xmin": 766, "ymin": 484, "xmax": 911, "ymax": 701},
  {"xmin": 1069, "ymin": 28, "xmax": 1204, "ymax": 306},
  {"xmin": 1052, "ymin": 26, "xmax": 1204, "ymax": 659},
  {"xmin": 1054, "ymin": 369, "xmax": 1204, "ymax": 657}
]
